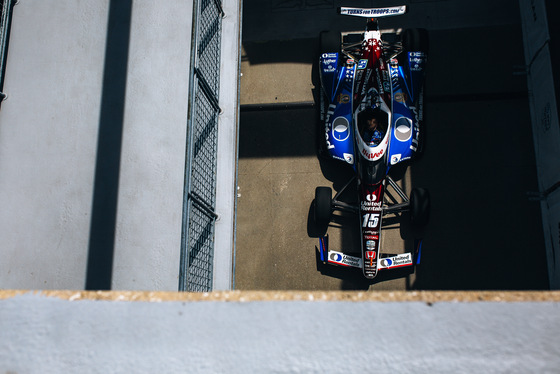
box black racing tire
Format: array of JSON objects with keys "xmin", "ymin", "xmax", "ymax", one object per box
[
  {"xmin": 410, "ymin": 188, "xmax": 430, "ymax": 227},
  {"xmin": 320, "ymin": 30, "xmax": 341, "ymax": 54},
  {"xmin": 314, "ymin": 187, "xmax": 333, "ymax": 223},
  {"xmin": 402, "ymin": 28, "xmax": 429, "ymax": 53}
]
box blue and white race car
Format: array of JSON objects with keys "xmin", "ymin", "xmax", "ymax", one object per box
[{"xmin": 314, "ymin": 6, "xmax": 430, "ymax": 280}]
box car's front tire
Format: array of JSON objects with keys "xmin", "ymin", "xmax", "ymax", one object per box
[
  {"xmin": 314, "ymin": 187, "xmax": 333, "ymax": 224},
  {"xmin": 402, "ymin": 28, "xmax": 429, "ymax": 53}
]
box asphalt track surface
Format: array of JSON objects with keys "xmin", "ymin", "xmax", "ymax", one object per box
[{"xmin": 235, "ymin": 0, "xmax": 550, "ymax": 291}]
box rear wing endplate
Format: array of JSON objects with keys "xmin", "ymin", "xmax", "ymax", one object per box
[{"xmin": 338, "ymin": 6, "xmax": 407, "ymax": 18}]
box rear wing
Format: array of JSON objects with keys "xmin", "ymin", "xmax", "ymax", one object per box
[{"xmin": 338, "ymin": 6, "xmax": 407, "ymax": 18}]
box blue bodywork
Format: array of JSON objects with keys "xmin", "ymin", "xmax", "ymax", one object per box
[
  {"xmin": 319, "ymin": 49, "xmax": 427, "ymax": 174},
  {"xmin": 320, "ymin": 53, "xmax": 356, "ymax": 165}
]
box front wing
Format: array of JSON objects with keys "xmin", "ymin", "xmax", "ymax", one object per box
[{"xmin": 319, "ymin": 235, "xmax": 421, "ymax": 275}]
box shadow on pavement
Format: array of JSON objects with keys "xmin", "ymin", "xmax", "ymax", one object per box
[{"xmin": 243, "ymin": 38, "xmax": 317, "ymax": 65}]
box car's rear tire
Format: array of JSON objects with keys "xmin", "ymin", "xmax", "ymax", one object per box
[
  {"xmin": 410, "ymin": 188, "xmax": 430, "ymax": 227},
  {"xmin": 314, "ymin": 187, "xmax": 333, "ymax": 223},
  {"xmin": 320, "ymin": 30, "xmax": 341, "ymax": 54},
  {"xmin": 402, "ymin": 28, "xmax": 429, "ymax": 53}
]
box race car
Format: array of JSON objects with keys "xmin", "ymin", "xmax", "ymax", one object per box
[{"xmin": 314, "ymin": 5, "xmax": 430, "ymax": 280}]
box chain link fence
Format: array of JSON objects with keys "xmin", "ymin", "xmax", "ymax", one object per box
[{"xmin": 180, "ymin": 0, "xmax": 224, "ymax": 292}]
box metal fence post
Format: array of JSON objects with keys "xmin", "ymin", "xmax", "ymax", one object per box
[{"xmin": 0, "ymin": 0, "xmax": 17, "ymax": 103}]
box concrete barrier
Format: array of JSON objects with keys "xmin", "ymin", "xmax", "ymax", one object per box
[{"xmin": 1, "ymin": 291, "xmax": 559, "ymax": 373}]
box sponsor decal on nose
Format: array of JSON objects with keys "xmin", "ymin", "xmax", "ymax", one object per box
[{"xmin": 366, "ymin": 250, "xmax": 376, "ymax": 267}]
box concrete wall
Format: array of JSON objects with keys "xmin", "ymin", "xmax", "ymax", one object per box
[
  {"xmin": 519, "ymin": 0, "xmax": 560, "ymax": 289},
  {"xmin": 0, "ymin": 1, "xmax": 108, "ymax": 289},
  {"xmin": 1, "ymin": 291, "xmax": 559, "ymax": 373},
  {"xmin": 0, "ymin": 1, "xmax": 195, "ymax": 290},
  {"xmin": 109, "ymin": 2, "xmax": 192, "ymax": 290},
  {"xmin": 213, "ymin": 0, "xmax": 242, "ymax": 290}
]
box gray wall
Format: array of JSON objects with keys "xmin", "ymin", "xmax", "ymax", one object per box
[
  {"xmin": 213, "ymin": 0, "xmax": 242, "ymax": 290},
  {"xmin": 0, "ymin": 1, "xmax": 196, "ymax": 290},
  {"xmin": 520, "ymin": 0, "xmax": 560, "ymax": 289},
  {"xmin": 1, "ymin": 291, "xmax": 559, "ymax": 373}
]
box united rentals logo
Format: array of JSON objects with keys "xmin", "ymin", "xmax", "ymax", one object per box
[
  {"xmin": 328, "ymin": 251, "xmax": 362, "ymax": 268},
  {"xmin": 366, "ymin": 193, "xmax": 376, "ymax": 202},
  {"xmin": 379, "ymin": 253, "xmax": 413, "ymax": 269}
]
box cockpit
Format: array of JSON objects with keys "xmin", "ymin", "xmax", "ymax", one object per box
[{"xmin": 358, "ymin": 107, "xmax": 388, "ymax": 147}]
